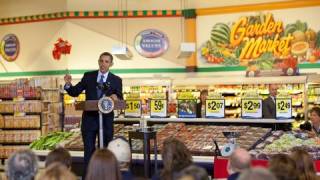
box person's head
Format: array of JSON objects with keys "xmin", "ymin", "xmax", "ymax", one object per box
[
  {"xmin": 6, "ymin": 149, "xmax": 39, "ymax": 180},
  {"xmin": 290, "ymin": 148, "xmax": 317, "ymax": 180},
  {"xmin": 107, "ymin": 137, "xmax": 131, "ymax": 169},
  {"xmin": 238, "ymin": 168, "xmax": 276, "ymax": 180},
  {"xmin": 200, "ymin": 90, "xmax": 208, "ymax": 103},
  {"xmin": 269, "ymin": 84, "xmax": 278, "ymax": 97},
  {"xmin": 227, "ymin": 148, "xmax": 251, "ymax": 174},
  {"xmin": 310, "ymin": 106, "xmax": 320, "ymax": 126},
  {"xmin": 86, "ymin": 149, "xmax": 121, "ymax": 180},
  {"xmin": 98, "ymin": 52, "xmax": 113, "ymax": 73},
  {"xmin": 37, "ymin": 162, "xmax": 77, "ymax": 180},
  {"xmin": 174, "ymin": 165, "xmax": 208, "ymax": 180},
  {"xmin": 161, "ymin": 137, "xmax": 193, "ymax": 180},
  {"xmin": 269, "ymin": 154, "xmax": 298, "ymax": 180},
  {"xmin": 45, "ymin": 147, "xmax": 72, "ymax": 168}
]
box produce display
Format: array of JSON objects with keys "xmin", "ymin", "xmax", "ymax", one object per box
[
  {"xmin": 250, "ymin": 131, "xmax": 320, "ymax": 160},
  {"xmin": 29, "ymin": 131, "xmax": 73, "ymax": 150}
]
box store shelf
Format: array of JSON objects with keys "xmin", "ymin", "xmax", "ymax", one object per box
[{"xmin": 115, "ymin": 117, "xmax": 294, "ymax": 124}]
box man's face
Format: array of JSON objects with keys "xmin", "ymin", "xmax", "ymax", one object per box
[
  {"xmin": 269, "ymin": 85, "xmax": 278, "ymax": 97},
  {"xmin": 98, "ymin": 55, "xmax": 113, "ymax": 73},
  {"xmin": 311, "ymin": 111, "xmax": 320, "ymax": 125}
]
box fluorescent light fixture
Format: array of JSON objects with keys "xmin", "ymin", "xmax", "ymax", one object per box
[
  {"xmin": 177, "ymin": 42, "xmax": 196, "ymax": 59},
  {"xmin": 111, "ymin": 46, "xmax": 133, "ymax": 60}
]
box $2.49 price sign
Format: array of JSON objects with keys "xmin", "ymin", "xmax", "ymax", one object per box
[
  {"xmin": 205, "ymin": 99, "xmax": 225, "ymax": 118},
  {"xmin": 241, "ymin": 99, "xmax": 262, "ymax": 118},
  {"xmin": 276, "ymin": 98, "xmax": 292, "ymax": 119},
  {"xmin": 125, "ymin": 100, "xmax": 141, "ymax": 117},
  {"xmin": 150, "ymin": 99, "xmax": 167, "ymax": 117}
]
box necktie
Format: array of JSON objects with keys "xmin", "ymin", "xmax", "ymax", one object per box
[{"xmin": 97, "ymin": 75, "xmax": 104, "ymax": 98}]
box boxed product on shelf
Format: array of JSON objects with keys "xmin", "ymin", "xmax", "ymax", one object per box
[
  {"xmin": 0, "ymin": 130, "xmax": 41, "ymax": 143},
  {"xmin": 0, "ymin": 115, "xmax": 4, "ymax": 128},
  {"xmin": 0, "ymin": 146, "xmax": 29, "ymax": 159},
  {"xmin": 3, "ymin": 115, "xmax": 41, "ymax": 129},
  {"xmin": 42, "ymin": 90, "xmax": 61, "ymax": 102}
]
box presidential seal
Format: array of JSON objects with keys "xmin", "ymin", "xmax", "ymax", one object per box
[{"xmin": 98, "ymin": 96, "xmax": 114, "ymax": 114}]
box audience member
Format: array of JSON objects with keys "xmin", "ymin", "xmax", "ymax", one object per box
[
  {"xmin": 290, "ymin": 148, "xmax": 318, "ymax": 180},
  {"xmin": 86, "ymin": 148, "xmax": 121, "ymax": 180},
  {"xmin": 36, "ymin": 162, "xmax": 77, "ymax": 180},
  {"xmin": 108, "ymin": 137, "xmax": 134, "ymax": 180},
  {"xmin": 269, "ymin": 154, "xmax": 298, "ymax": 180},
  {"xmin": 173, "ymin": 165, "xmax": 208, "ymax": 180},
  {"xmin": 154, "ymin": 137, "xmax": 193, "ymax": 180},
  {"xmin": 238, "ymin": 167, "xmax": 276, "ymax": 180},
  {"xmin": 45, "ymin": 147, "xmax": 72, "ymax": 168},
  {"xmin": 227, "ymin": 148, "xmax": 251, "ymax": 180},
  {"xmin": 196, "ymin": 90, "xmax": 208, "ymax": 118},
  {"xmin": 6, "ymin": 149, "xmax": 39, "ymax": 180}
]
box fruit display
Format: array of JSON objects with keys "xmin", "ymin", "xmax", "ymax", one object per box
[{"xmin": 250, "ymin": 131, "xmax": 320, "ymax": 160}]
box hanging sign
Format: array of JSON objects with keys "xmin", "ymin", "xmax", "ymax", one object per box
[
  {"xmin": 125, "ymin": 100, "xmax": 141, "ymax": 117},
  {"xmin": 276, "ymin": 98, "xmax": 292, "ymax": 119},
  {"xmin": 0, "ymin": 34, "xmax": 20, "ymax": 62},
  {"xmin": 177, "ymin": 99, "xmax": 197, "ymax": 118},
  {"xmin": 241, "ymin": 99, "xmax": 262, "ymax": 118},
  {"xmin": 205, "ymin": 99, "xmax": 225, "ymax": 118},
  {"xmin": 150, "ymin": 99, "xmax": 167, "ymax": 118},
  {"xmin": 134, "ymin": 29, "xmax": 169, "ymax": 58}
]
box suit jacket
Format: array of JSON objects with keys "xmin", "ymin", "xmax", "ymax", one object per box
[
  {"xmin": 196, "ymin": 102, "xmax": 202, "ymax": 118},
  {"xmin": 262, "ymin": 96, "xmax": 276, "ymax": 119},
  {"xmin": 66, "ymin": 70, "xmax": 123, "ymax": 131}
]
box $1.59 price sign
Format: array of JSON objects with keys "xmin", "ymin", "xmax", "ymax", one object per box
[
  {"xmin": 125, "ymin": 100, "xmax": 141, "ymax": 117},
  {"xmin": 150, "ymin": 99, "xmax": 167, "ymax": 117},
  {"xmin": 241, "ymin": 99, "xmax": 262, "ymax": 118},
  {"xmin": 205, "ymin": 99, "xmax": 225, "ymax": 118},
  {"xmin": 276, "ymin": 98, "xmax": 292, "ymax": 119}
]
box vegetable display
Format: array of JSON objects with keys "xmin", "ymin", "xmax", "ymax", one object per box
[{"xmin": 29, "ymin": 131, "xmax": 73, "ymax": 150}]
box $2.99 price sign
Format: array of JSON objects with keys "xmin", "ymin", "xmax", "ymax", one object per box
[
  {"xmin": 241, "ymin": 99, "xmax": 262, "ymax": 118},
  {"xmin": 276, "ymin": 98, "xmax": 292, "ymax": 119},
  {"xmin": 125, "ymin": 100, "xmax": 141, "ymax": 117},
  {"xmin": 150, "ymin": 99, "xmax": 167, "ymax": 117},
  {"xmin": 205, "ymin": 99, "xmax": 225, "ymax": 118}
]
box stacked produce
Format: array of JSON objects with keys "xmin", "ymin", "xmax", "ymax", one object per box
[
  {"xmin": 29, "ymin": 131, "xmax": 73, "ymax": 150},
  {"xmin": 250, "ymin": 131, "xmax": 320, "ymax": 160}
]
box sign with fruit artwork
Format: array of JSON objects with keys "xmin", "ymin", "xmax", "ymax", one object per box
[{"xmin": 199, "ymin": 9, "xmax": 320, "ymax": 76}]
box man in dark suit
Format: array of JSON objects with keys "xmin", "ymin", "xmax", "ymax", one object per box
[
  {"xmin": 64, "ymin": 52, "xmax": 123, "ymax": 175},
  {"xmin": 262, "ymin": 84, "xmax": 278, "ymax": 118}
]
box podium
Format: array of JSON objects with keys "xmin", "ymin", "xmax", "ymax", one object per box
[{"xmin": 75, "ymin": 97, "xmax": 125, "ymax": 148}]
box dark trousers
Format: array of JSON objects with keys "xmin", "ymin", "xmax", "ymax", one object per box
[{"xmin": 81, "ymin": 119, "xmax": 114, "ymax": 177}]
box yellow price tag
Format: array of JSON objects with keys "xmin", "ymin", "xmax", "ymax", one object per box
[
  {"xmin": 206, "ymin": 99, "xmax": 224, "ymax": 113},
  {"xmin": 125, "ymin": 100, "xmax": 141, "ymax": 114},
  {"xmin": 150, "ymin": 100, "xmax": 165, "ymax": 113},
  {"xmin": 276, "ymin": 99, "xmax": 291, "ymax": 113},
  {"xmin": 242, "ymin": 99, "xmax": 261, "ymax": 113}
]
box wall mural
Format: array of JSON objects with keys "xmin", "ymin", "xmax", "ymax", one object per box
[{"xmin": 199, "ymin": 12, "xmax": 320, "ymax": 76}]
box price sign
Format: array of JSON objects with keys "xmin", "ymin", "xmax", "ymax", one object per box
[
  {"xmin": 241, "ymin": 99, "xmax": 262, "ymax": 118},
  {"xmin": 177, "ymin": 99, "xmax": 197, "ymax": 118},
  {"xmin": 205, "ymin": 99, "xmax": 225, "ymax": 118},
  {"xmin": 150, "ymin": 99, "xmax": 167, "ymax": 117},
  {"xmin": 125, "ymin": 100, "xmax": 141, "ymax": 117},
  {"xmin": 276, "ymin": 98, "xmax": 292, "ymax": 119}
]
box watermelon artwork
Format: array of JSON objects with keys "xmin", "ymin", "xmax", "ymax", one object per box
[{"xmin": 200, "ymin": 13, "xmax": 320, "ymax": 76}]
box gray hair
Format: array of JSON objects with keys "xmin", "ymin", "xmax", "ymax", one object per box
[
  {"xmin": 6, "ymin": 149, "xmax": 39, "ymax": 180},
  {"xmin": 174, "ymin": 165, "xmax": 208, "ymax": 180}
]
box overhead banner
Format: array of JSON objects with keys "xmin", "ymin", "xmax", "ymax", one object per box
[{"xmin": 197, "ymin": 7, "xmax": 320, "ymax": 76}]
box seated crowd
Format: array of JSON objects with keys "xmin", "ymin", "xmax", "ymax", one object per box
[{"xmin": 3, "ymin": 136, "xmax": 320, "ymax": 180}]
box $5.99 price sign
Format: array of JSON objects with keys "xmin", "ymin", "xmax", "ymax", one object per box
[
  {"xmin": 150, "ymin": 99, "xmax": 167, "ymax": 117},
  {"xmin": 241, "ymin": 99, "xmax": 262, "ymax": 118},
  {"xmin": 205, "ymin": 99, "xmax": 225, "ymax": 118},
  {"xmin": 276, "ymin": 98, "xmax": 292, "ymax": 119},
  {"xmin": 125, "ymin": 100, "xmax": 141, "ymax": 117}
]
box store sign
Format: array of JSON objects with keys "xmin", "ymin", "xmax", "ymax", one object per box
[
  {"xmin": 150, "ymin": 99, "xmax": 167, "ymax": 118},
  {"xmin": 177, "ymin": 99, "xmax": 197, "ymax": 118},
  {"xmin": 134, "ymin": 29, "xmax": 169, "ymax": 58},
  {"xmin": 276, "ymin": 98, "xmax": 292, "ymax": 119},
  {"xmin": 125, "ymin": 100, "xmax": 141, "ymax": 117},
  {"xmin": 0, "ymin": 34, "xmax": 20, "ymax": 62},
  {"xmin": 241, "ymin": 99, "xmax": 262, "ymax": 118},
  {"xmin": 205, "ymin": 99, "xmax": 225, "ymax": 118},
  {"xmin": 200, "ymin": 12, "xmax": 320, "ymax": 76}
]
